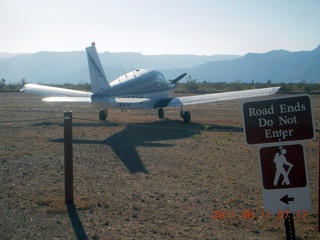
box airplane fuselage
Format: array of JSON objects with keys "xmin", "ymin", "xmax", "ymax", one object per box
[{"xmin": 92, "ymin": 69, "xmax": 175, "ymax": 109}]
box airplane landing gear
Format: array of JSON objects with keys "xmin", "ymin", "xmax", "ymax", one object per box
[
  {"xmin": 99, "ymin": 109, "xmax": 108, "ymax": 121},
  {"xmin": 180, "ymin": 110, "xmax": 191, "ymax": 123},
  {"xmin": 158, "ymin": 108, "xmax": 164, "ymax": 119}
]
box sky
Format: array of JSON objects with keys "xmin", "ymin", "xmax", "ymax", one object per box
[{"xmin": 1, "ymin": 0, "xmax": 320, "ymax": 55}]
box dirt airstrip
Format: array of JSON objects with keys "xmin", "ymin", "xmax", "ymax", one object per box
[{"xmin": 0, "ymin": 92, "xmax": 319, "ymax": 239}]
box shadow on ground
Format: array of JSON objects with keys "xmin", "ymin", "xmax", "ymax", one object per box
[
  {"xmin": 67, "ymin": 204, "xmax": 88, "ymax": 240},
  {"xmin": 50, "ymin": 119, "xmax": 243, "ymax": 174}
]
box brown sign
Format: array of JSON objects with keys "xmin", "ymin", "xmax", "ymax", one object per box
[
  {"xmin": 242, "ymin": 95, "xmax": 314, "ymax": 145},
  {"xmin": 259, "ymin": 144, "xmax": 307, "ymax": 189},
  {"xmin": 258, "ymin": 143, "xmax": 311, "ymax": 214}
]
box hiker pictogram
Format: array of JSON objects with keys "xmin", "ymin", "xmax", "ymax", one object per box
[
  {"xmin": 273, "ymin": 148, "xmax": 293, "ymax": 186},
  {"xmin": 259, "ymin": 144, "xmax": 307, "ymax": 190}
]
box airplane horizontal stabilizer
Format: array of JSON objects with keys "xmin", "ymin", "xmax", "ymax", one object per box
[
  {"xmin": 93, "ymin": 97, "xmax": 151, "ymax": 104},
  {"xmin": 167, "ymin": 87, "xmax": 280, "ymax": 107},
  {"xmin": 114, "ymin": 98, "xmax": 151, "ymax": 103}
]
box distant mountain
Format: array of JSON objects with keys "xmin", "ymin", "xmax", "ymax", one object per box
[
  {"xmin": 184, "ymin": 45, "xmax": 320, "ymax": 83},
  {"xmin": 0, "ymin": 52, "xmax": 22, "ymax": 58},
  {"xmin": 0, "ymin": 46, "xmax": 319, "ymax": 84},
  {"xmin": 0, "ymin": 51, "xmax": 240, "ymax": 84}
]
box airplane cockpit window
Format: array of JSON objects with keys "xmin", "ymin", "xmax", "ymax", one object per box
[
  {"xmin": 158, "ymin": 73, "xmax": 168, "ymax": 87},
  {"xmin": 153, "ymin": 74, "xmax": 160, "ymax": 88},
  {"xmin": 151, "ymin": 73, "xmax": 168, "ymax": 89}
]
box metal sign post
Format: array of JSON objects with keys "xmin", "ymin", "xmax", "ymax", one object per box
[{"xmin": 284, "ymin": 213, "xmax": 296, "ymax": 240}]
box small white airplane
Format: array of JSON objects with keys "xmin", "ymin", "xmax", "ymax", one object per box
[{"xmin": 21, "ymin": 42, "xmax": 280, "ymax": 123}]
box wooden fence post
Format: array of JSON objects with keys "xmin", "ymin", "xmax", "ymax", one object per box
[{"xmin": 64, "ymin": 111, "xmax": 74, "ymax": 205}]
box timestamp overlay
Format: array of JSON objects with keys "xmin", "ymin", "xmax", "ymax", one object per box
[{"xmin": 212, "ymin": 209, "xmax": 308, "ymax": 220}]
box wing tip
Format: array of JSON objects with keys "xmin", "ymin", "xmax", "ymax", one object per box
[{"xmin": 270, "ymin": 86, "xmax": 281, "ymax": 95}]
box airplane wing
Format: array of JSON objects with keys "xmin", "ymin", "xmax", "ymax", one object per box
[
  {"xmin": 158, "ymin": 87, "xmax": 280, "ymax": 107},
  {"xmin": 21, "ymin": 84, "xmax": 150, "ymax": 104},
  {"xmin": 20, "ymin": 84, "xmax": 92, "ymax": 98},
  {"xmin": 43, "ymin": 97, "xmax": 151, "ymax": 103},
  {"xmin": 43, "ymin": 97, "xmax": 92, "ymax": 102},
  {"xmin": 20, "ymin": 84, "xmax": 93, "ymax": 102}
]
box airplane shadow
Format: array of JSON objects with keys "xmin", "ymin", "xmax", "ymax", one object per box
[
  {"xmin": 50, "ymin": 120, "xmax": 201, "ymax": 174},
  {"xmin": 205, "ymin": 124, "xmax": 243, "ymax": 133},
  {"xmin": 50, "ymin": 120, "xmax": 243, "ymax": 174}
]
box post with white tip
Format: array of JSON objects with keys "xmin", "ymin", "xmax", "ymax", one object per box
[{"xmin": 64, "ymin": 111, "xmax": 74, "ymax": 205}]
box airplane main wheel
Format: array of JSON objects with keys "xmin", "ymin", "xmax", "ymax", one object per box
[
  {"xmin": 99, "ymin": 109, "xmax": 107, "ymax": 121},
  {"xmin": 158, "ymin": 108, "xmax": 164, "ymax": 119},
  {"xmin": 182, "ymin": 111, "xmax": 191, "ymax": 123}
]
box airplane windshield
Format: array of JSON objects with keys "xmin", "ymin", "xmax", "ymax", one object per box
[{"xmin": 155, "ymin": 73, "xmax": 168, "ymax": 88}]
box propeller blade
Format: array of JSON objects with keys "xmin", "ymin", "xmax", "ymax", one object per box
[{"xmin": 170, "ymin": 73, "xmax": 187, "ymax": 84}]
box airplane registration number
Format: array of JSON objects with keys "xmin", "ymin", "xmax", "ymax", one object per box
[
  {"xmin": 117, "ymin": 95, "xmax": 144, "ymax": 108},
  {"xmin": 117, "ymin": 102, "xmax": 137, "ymax": 107}
]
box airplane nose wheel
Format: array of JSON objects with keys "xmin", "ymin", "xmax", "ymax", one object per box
[
  {"xmin": 180, "ymin": 111, "xmax": 191, "ymax": 123},
  {"xmin": 158, "ymin": 108, "xmax": 164, "ymax": 119},
  {"xmin": 99, "ymin": 109, "xmax": 108, "ymax": 121}
]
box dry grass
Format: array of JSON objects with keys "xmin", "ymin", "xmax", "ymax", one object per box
[
  {"xmin": 0, "ymin": 92, "xmax": 319, "ymax": 239},
  {"xmin": 33, "ymin": 196, "xmax": 97, "ymax": 213}
]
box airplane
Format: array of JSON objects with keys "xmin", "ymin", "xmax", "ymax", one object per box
[{"xmin": 20, "ymin": 42, "xmax": 280, "ymax": 123}]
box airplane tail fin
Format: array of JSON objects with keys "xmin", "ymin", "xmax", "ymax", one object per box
[{"xmin": 85, "ymin": 42, "xmax": 110, "ymax": 93}]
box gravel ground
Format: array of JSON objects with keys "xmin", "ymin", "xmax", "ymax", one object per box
[{"xmin": 0, "ymin": 92, "xmax": 319, "ymax": 239}]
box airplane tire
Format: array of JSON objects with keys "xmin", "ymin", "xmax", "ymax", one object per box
[
  {"xmin": 158, "ymin": 108, "xmax": 164, "ymax": 119},
  {"xmin": 99, "ymin": 109, "xmax": 107, "ymax": 121},
  {"xmin": 183, "ymin": 111, "xmax": 191, "ymax": 123}
]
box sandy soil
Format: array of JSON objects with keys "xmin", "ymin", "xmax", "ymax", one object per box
[{"xmin": 0, "ymin": 92, "xmax": 319, "ymax": 239}]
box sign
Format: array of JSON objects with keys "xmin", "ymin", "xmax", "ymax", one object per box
[
  {"xmin": 258, "ymin": 143, "xmax": 311, "ymax": 214},
  {"xmin": 242, "ymin": 95, "xmax": 314, "ymax": 145}
]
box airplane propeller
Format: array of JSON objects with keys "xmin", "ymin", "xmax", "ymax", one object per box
[{"xmin": 170, "ymin": 73, "xmax": 187, "ymax": 84}]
